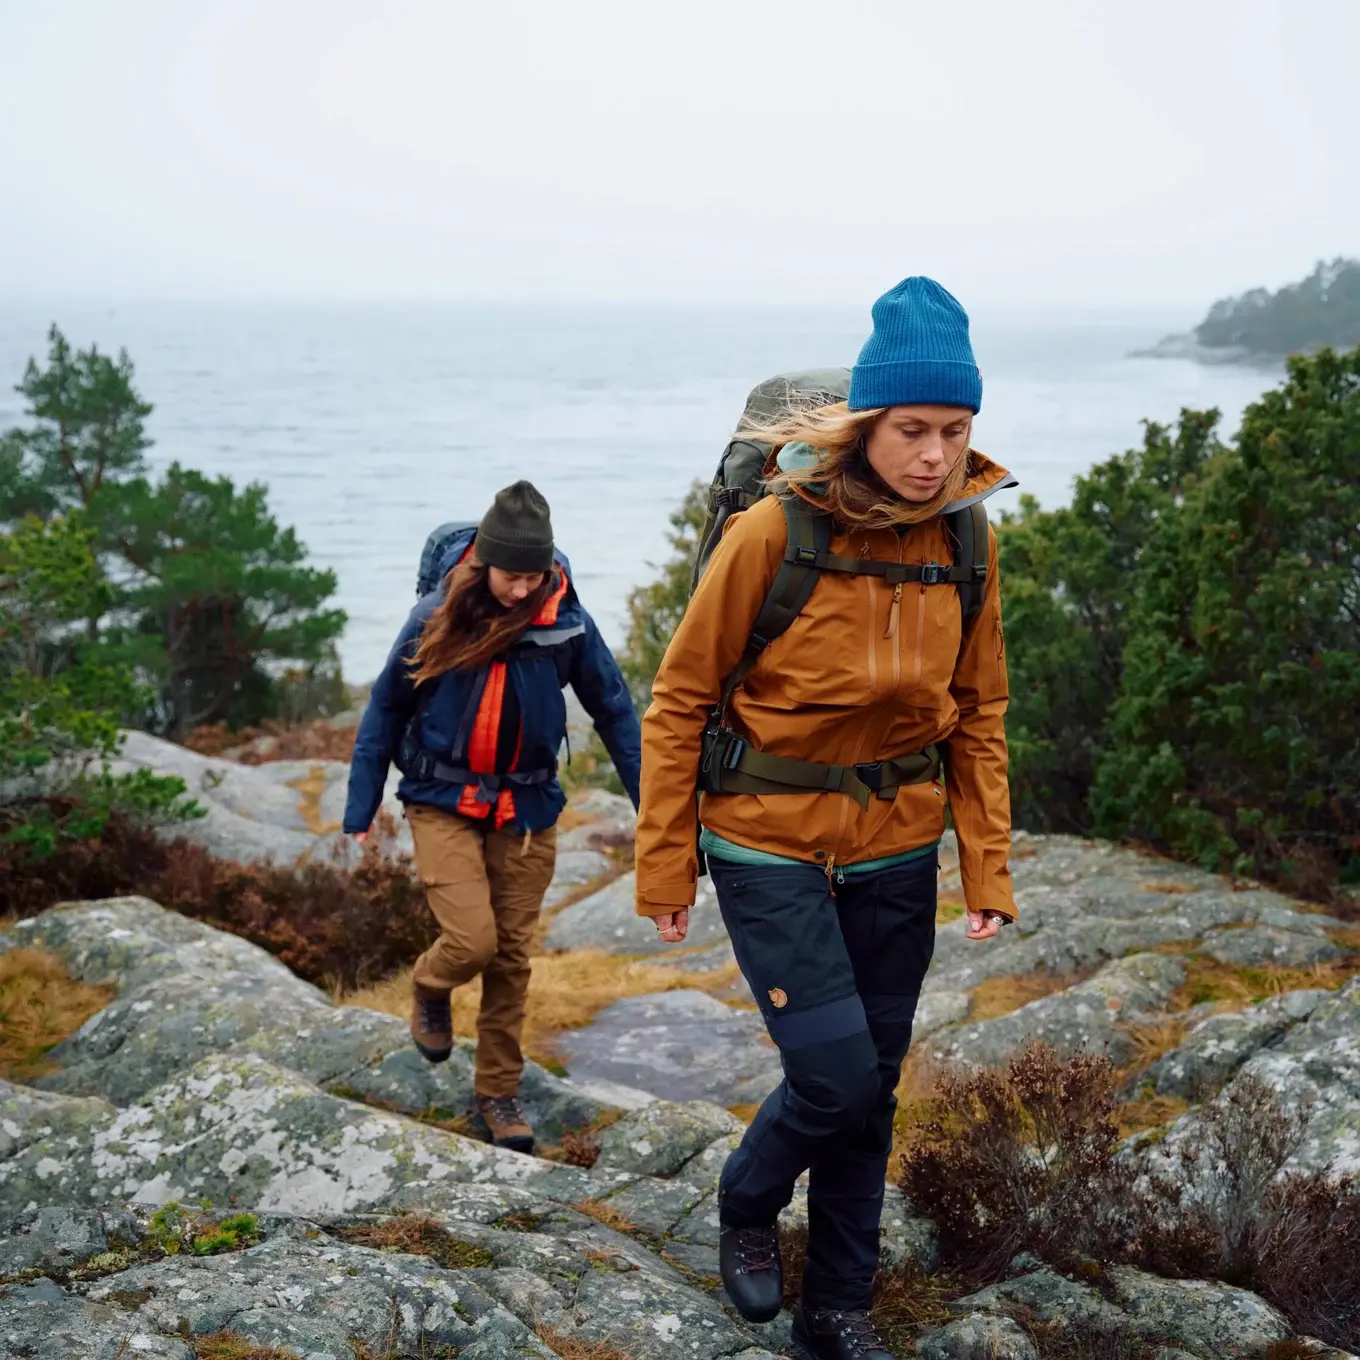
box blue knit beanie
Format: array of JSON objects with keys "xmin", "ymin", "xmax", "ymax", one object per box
[{"xmin": 848, "ymin": 277, "xmax": 982, "ymax": 413}]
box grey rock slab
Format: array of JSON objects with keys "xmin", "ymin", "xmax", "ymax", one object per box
[
  {"xmin": 0, "ymin": 1277, "xmax": 194, "ymax": 1359},
  {"xmin": 464, "ymin": 1264, "xmax": 569, "ymax": 1326},
  {"xmin": 245, "ymin": 1008, "xmax": 617, "ymax": 1143},
  {"xmin": 544, "ymin": 872, "xmax": 731, "ymax": 954},
  {"xmin": 555, "ymin": 789, "xmax": 637, "ymax": 853},
  {"xmin": 1152, "ymin": 1351, "xmax": 1202, "ymax": 1360},
  {"xmin": 559, "ymin": 989, "xmax": 781, "ymax": 1106},
  {"xmin": 951, "ymin": 1267, "xmax": 1129, "ymax": 1332},
  {"xmin": 669, "ymin": 1191, "xmax": 722, "ymax": 1248},
  {"xmin": 1168, "ymin": 977, "xmax": 1360, "ymax": 1178},
  {"xmin": 1108, "ymin": 1266, "xmax": 1291, "ymax": 1357},
  {"xmin": 594, "ymin": 1099, "xmax": 744, "ymax": 1178},
  {"xmin": 1, "ymin": 1053, "xmax": 606, "ymax": 1221},
  {"xmin": 0, "ymin": 1080, "xmax": 114, "ymax": 1171},
  {"xmin": 0, "ymin": 1205, "xmax": 140, "ymax": 1278},
  {"xmin": 1151, "ymin": 989, "xmax": 1331, "ymax": 1100},
  {"xmin": 12, "ymin": 897, "xmax": 618, "ymax": 1140},
  {"xmin": 673, "ymin": 1132, "xmax": 744, "ymax": 1196},
  {"xmin": 1201, "ymin": 924, "xmax": 1345, "ymax": 968},
  {"xmin": 542, "ymin": 849, "xmax": 615, "ymax": 909},
  {"xmin": 77, "ymin": 1227, "xmax": 554, "ymax": 1359},
  {"xmin": 547, "ymin": 1256, "xmax": 763, "ymax": 1360},
  {"xmin": 6, "ymin": 895, "xmax": 315, "ymax": 994},
  {"xmin": 913, "ymin": 988, "xmax": 973, "ymax": 1036},
  {"xmin": 930, "ymin": 952, "xmax": 1187, "ymax": 1069},
  {"xmin": 34, "ymin": 972, "xmax": 332, "ymax": 1106},
  {"xmin": 599, "ymin": 1175, "xmax": 710, "ymax": 1239},
  {"xmin": 109, "ymin": 729, "xmax": 370, "ymax": 866},
  {"xmin": 919, "ymin": 1312, "xmax": 1039, "ymax": 1360}
]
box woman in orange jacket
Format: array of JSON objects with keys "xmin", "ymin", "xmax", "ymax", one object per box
[{"xmin": 634, "ymin": 278, "xmax": 1017, "ymax": 1360}]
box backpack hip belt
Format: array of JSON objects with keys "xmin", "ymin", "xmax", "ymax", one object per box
[
  {"xmin": 407, "ymin": 748, "xmax": 557, "ymax": 798},
  {"xmin": 699, "ymin": 726, "xmax": 941, "ymax": 812}
]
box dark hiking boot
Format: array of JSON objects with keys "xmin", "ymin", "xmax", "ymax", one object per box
[
  {"xmin": 718, "ymin": 1221, "xmax": 783, "ymax": 1323},
  {"xmin": 410, "ymin": 983, "xmax": 453, "ymax": 1063},
  {"xmin": 474, "ymin": 1094, "xmax": 535, "ymax": 1154},
  {"xmin": 790, "ymin": 1306, "xmax": 896, "ymax": 1360}
]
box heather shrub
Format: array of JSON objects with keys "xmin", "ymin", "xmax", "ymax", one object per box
[
  {"xmin": 0, "ymin": 804, "xmax": 432, "ymax": 990},
  {"xmin": 898, "ymin": 1043, "xmax": 1360, "ymax": 1350}
]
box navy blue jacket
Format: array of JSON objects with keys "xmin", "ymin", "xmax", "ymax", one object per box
[{"xmin": 343, "ymin": 532, "xmax": 642, "ymax": 836}]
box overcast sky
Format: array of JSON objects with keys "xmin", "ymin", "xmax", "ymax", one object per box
[{"xmin": 1, "ymin": 0, "xmax": 1355, "ymax": 309}]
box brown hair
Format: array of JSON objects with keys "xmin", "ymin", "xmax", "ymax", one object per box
[
  {"xmin": 742, "ymin": 400, "xmax": 973, "ymax": 530},
  {"xmin": 408, "ymin": 558, "xmax": 554, "ymax": 684}
]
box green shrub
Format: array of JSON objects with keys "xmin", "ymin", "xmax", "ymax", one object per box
[
  {"xmin": 1091, "ymin": 348, "xmax": 1360, "ymax": 892},
  {"xmin": 617, "ymin": 480, "xmax": 707, "ymax": 708}
]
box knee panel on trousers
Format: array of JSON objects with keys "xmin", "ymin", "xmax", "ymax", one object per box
[{"xmin": 782, "ymin": 1029, "xmax": 881, "ymax": 1137}]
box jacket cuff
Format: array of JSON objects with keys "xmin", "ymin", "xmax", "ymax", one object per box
[
  {"xmin": 635, "ymin": 882, "xmax": 698, "ymax": 916},
  {"xmin": 964, "ymin": 878, "xmax": 1018, "ymax": 922}
]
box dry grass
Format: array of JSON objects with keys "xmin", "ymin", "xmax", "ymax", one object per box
[
  {"xmin": 781, "ymin": 1222, "xmax": 962, "ymax": 1351},
  {"xmin": 535, "ymin": 1329, "xmax": 637, "ymax": 1360},
  {"xmin": 1173, "ymin": 952, "xmax": 1360, "ymax": 1013},
  {"xmin": 572, "ymin": 1199, "xmax": 639, "ymax": 1236},
  {"xmin": 537, "ymin": 1111, "xmax": 624, "ymax": 1168},
  {"xmin": 0, "ymin": 947, "xmax": 114, "ymax": 1082},
  {"xmin": 967, "ymin": 968, "xmax": 1084, "ymax": 1022},
  {"xmin": 329, "ymin": 1215, "xmax": 495, "ymax": 1269},
  {"xmin": 340, "ymin": 949, "xmax": 751, "ymax": 1068},
  {"xmin": 1117, "ymin": 1015, "xmax": 1193, "ymax": 1071},
  {"xmin": 192, "ymin": 1335, "xmax": 298, "ymax": 1360},
  {"xmin": 1116, "ymin": 1091, "xmax": 1191, "ymax": 1139}
]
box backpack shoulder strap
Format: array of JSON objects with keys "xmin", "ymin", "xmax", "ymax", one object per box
[
  {"xmin": 948, "ymin": 502, "xmax": 990, "ymax": 635},
  {"xmin": 713, "ymin": 495, "xmax": 830, "ymax": 712}
]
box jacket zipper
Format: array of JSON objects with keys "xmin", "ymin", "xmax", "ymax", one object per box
[
  {"xmin": 865, "ymin": 573, "xmax": 879, "ymax": 696},
  {"xmin": 912, "ymin": 580, "xmax": 928, "ymax": 691},
  {"xmin": 837, "ymin": 534, "xmax": 882, "ymax": 863},
  {"xmin": 889, "ymin": 535, "xmax": 905, "ymax": 693}
]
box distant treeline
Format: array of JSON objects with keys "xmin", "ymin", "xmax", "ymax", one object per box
[{"xmin": 1196, "ymin": 257, "xmax": 1360, "ymax": 356}]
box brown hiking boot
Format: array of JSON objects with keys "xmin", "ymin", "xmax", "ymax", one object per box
[
  {"xmin": 474, "ymin": 1093, "xmax": 535, "ymax": 1154},
  {"xmin": 410, "ymin": 983, "xmax": 453, "ymax": 1063}
]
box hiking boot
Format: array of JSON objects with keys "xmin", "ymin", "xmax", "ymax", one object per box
[
  {"xmin": 474, "ymin": 1094, "xmax": 535, "ymax": 1154},
  {"xmin": 718, "ymin": 1221, "xmax": 783, "ymax": 1323},
  {"xmin": 790, "ymin": 1306, "xmax": 896, "ymax": 1360},
  {"xmin": 410, "ymin": 983, "xmax": 453, "ymax": 1063}
]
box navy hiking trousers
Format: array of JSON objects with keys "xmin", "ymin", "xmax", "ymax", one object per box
[{"xmin": 709, "ymin": 850, "xmax": 937, "ymax": 1312}]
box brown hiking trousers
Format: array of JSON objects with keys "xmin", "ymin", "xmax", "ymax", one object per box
[{"xmin": 406, "ymin": 803, "xmax": 557, "ymax": 1097}]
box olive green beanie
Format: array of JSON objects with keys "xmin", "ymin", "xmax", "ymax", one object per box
[{"xmin": 475, "ymin": 480, "xmax": 555, "ymax": 574}]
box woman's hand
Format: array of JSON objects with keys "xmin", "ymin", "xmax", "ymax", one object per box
[
  {"xmin": 353, "ymin": 828, "xmax": 371, "ymax": 845},
  {"xmin": 654, "ymin": 909, "xmax": 690, "ymax": 943},
  {"xmin": 965, "ymin": 909, "xmax": 1011, "ymax": 941}
]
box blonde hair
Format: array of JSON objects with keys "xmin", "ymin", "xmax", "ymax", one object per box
[{"xmin": 742, "ymin": 401, "xmax": 973, "ymax": 530}]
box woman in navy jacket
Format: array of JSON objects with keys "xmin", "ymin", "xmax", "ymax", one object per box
[{"xmin": 343, "ymin": 481, "xmax": 641, "ymax": 1151}]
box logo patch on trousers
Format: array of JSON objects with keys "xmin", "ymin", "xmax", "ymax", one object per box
[{"xmin": 768, "ymin": 988, "xmax": 788, "ymax": 1009}]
